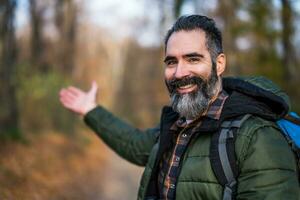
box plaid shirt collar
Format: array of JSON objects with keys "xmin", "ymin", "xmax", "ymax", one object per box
[{"xmin": 170, "ymin": 89, "xmax": 228, "ymax": 130}]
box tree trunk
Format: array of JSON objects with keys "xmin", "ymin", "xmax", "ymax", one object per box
[
  {"xmin": 216, "ymin": 0, "xmax": 241, "ymax": 75},
  {"xmin": 0, "ymin": 0, "xmax": 19, "ymax": 135},
  {"xmin": 29, "ymin": 0, "xmax": 47, "ymax": 72},
  {"xmin": 280, "ymin": 0, "xmax": 298, "ymax": 82},
  {"xmin": 174, "ymin": 0, "xmax": 185, "ymax": 18},
  {"xmin": 55, "ymin": 0, "xmax": 78, "ymax": 74}
]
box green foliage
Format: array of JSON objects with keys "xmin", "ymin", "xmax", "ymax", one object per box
[
  {"xmin": 0, "ymin": 126, "xmax": 27, "ymax": 143},
  {"xmin": 16, "ymin": 63, "xmax": 79, "ymax": 135}
]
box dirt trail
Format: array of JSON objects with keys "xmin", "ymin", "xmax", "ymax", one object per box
[
  {"xmin": 99, "ymin": 148, "xmax": 144, "ymax": 200},
  {"xmin": 0, "ymin": 132, "xmax": 144, "ymax": 200}
]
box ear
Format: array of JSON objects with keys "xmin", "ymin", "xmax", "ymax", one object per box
[{"xmin": 216, "ymin": 53, "xmax": 226, "ymax": 76}]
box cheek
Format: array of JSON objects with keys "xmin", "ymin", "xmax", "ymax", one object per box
[
  {"xmin": 190, "ymin": 65, "xmax": 211, "ymax": 79},
  {"xmin": 164, "ymin": 68, "xmax": 175, "ymax": 80}
]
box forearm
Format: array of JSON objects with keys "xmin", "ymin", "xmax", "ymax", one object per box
[{"xmin": 83, "ymin": 106, "xmax": 160, "ymax": 166}]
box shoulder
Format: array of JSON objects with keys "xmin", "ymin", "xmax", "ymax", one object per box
[
  {"xmin": 236, "ymin": 115, "xmax": 283, "ymax": 146},
  {"xmin": 237, "ymin": 115, "xmax": 279, "ymax": 138},
  {"xmin": 235, "ymin": 115, "xmax": 296, "ymax": 170}
]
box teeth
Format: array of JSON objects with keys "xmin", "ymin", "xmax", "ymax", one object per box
[{"xmin": 179, "ymin": 84, "xmax": 195, "ymax": 89}]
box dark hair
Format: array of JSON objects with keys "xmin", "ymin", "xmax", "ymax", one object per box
[{"xmin": 164, "ymin": 15, "xmax": 223, "ymax": 62}]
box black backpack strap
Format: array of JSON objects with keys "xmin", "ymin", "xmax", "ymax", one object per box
[{"xmin": 210, "ymin": 114, "xmax": 251, "ymax": 200}]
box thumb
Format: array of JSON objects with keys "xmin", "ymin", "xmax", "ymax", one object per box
[{"xmin": 89, "ymin": 81, "xmax": 98, "ymax": 96}]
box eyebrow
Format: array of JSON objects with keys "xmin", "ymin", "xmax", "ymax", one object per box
[
  {"xmin": 183, "ymin": 52, "xmax": 204, "ymax": 59},
  {"xmin": 164, "ymin": 56, "xmax": 176, "ymax": 63},
  {"xmin": 164, "ymin": 52, "xmax": 204, "ymax": 63}
]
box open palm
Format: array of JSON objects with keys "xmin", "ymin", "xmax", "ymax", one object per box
[{"xmin": 59, "ymin": 81, "xmax": 98, "ymax": 116}]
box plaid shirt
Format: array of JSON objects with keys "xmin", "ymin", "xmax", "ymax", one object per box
[{"xmin": 158, "ymin": 90, "xmax": 229, "ymax": 200}]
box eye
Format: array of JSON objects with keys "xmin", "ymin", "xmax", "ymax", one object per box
[
  {"xmin": 187, "ymin": 57, "xmax": 200, "ymax": 64},
  {"xmin": 165, "ymin": 60, "xmax": 177, "ymax": 67}
]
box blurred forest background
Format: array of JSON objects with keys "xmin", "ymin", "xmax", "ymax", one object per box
[{"xmin": 0, "ymin": 0, "xmax": 299, "ymax": 199}]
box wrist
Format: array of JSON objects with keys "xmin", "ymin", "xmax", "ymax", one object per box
[{"xmin": 83, "ymin": 103, "xmax": 97, "ymax": 116}]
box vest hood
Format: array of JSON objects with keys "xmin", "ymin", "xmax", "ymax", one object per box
[{"xmin": 222, "ymin": 76, "xmax": 290, "ymax": 121}]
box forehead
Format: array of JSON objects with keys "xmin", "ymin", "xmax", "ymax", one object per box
[{"xmin": 166, "ymin": 30, "xmax": 208, "ymax": 56}]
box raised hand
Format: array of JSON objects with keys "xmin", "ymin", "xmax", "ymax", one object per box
[{"xmin": 59, "ymin": 81, "xmax": 98, "ymax": 116}]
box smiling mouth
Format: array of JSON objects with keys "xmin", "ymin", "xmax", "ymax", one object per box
[
  {"xmin": 178, "ymin": 84, "xmax": 194, "ymax": 89},
  {"xmin": 177, "ymin": 84, "xmax": 197, "ymax": 93}
]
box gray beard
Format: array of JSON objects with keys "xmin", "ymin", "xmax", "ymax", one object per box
[
  {"xmin": 170, "ymin": 76, "xmax": 219, "ymax": 120},
  {"xmin": 171, "ymin": 90, "xmax": 210, "ymax": 120}
]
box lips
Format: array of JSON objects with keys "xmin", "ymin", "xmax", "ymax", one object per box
[
  {"xmin": 177, "ymin": 84, "xmax": 197, "ymax": 94},
  {"xmin": 166, "ymin": 76, "xmax": 204, "ymax": 95},
  {"xmin": 178, "ymin": 84, "xmax": 195, "ymax": 89}
]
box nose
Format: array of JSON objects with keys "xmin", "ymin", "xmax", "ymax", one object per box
[{"xmin": 174, "ymin": 61, "xmax": 190, "ymax": 79}]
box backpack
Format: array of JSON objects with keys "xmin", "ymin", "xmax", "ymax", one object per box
[{"xmin": 210, "ymin": 112, "xmax": 300, "ymax": 200}]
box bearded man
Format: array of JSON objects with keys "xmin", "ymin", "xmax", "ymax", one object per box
[{"xmin": 59, "ymin": 15, "xmax": 299, "ymax": 200}]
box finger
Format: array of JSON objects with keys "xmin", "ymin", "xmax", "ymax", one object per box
[
  {"xmin": 60, "ymin": 97, "xmax": 76, "ymax": 109},
  {"xmin": 68, "ymin": 86, "xmax": 83, "ymax": 96},
  {"xmin": 61, "ymin": 100, "xmax": 74, "ymax": 110},
  {"xmin": 59, "ymin": 88, "xmax": 67, "ymax": 96},
  {"xmin": 66, "ymin": 90, "xmax": 78, "ymax": 99},
  {"xmin": 60, "ymin": 95, "xmax": 76, "ymax": 104},
  {"xmin": 60, "ymin": 89, "xmax": 78, "ymax": 99},
  {"xmin": 60, "ymin": 97, "xmax": 71, "ymax": 107},
  {"xmin": 60, "ymin": 89, "xmax": 76, "ymax": 98},
  {"xmin": 89, "ymin": 81, "xmax": 98, "ymax": 95},
  {"xmin": 60, "ymin": 98, "xmax": 71, "ymax": 106}
]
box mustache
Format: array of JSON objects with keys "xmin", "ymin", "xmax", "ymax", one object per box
[{"xmin": 166, "ymin": 76, "xmax": 205, "ymax": 94}]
